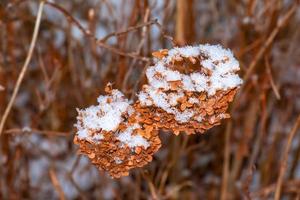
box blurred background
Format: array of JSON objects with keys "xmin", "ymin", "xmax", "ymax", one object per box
[{"xmin": 0, "ymin": 0, "xmax": 300, "ymax": 199}]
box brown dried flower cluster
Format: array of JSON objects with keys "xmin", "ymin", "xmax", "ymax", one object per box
[
  {"xmin": 74, "ymin": 45, "xmax": 242, "ymax": 178},
  {"xmin": 135, "ymin": 46, "xmax": 241, "ymax": 135},
  {"xmin": 135, "ymin": 89, "xmax": 237, "ymax": 135},
  {"xmin": 74, "ymin": 87, "xmax": 161, "ymax": 178},
  {"xmin": 74, "ymin": 121, "xmax": 161, "ymax": 178}
]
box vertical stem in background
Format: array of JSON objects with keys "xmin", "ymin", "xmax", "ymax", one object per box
[
  {"xmin": 0, "ymin": 1, "xmax": 44, "ymax": 136},
  {"xmin": 242, "ymin": 4, "xmax": 297, "ymax": 83},
  {"xmin": 143, "ymin": 172, "xmax": 159, "ymax": 200},
  {"xmin": 49, "ymin": 169, "xmax": 66, "ymax": 200},
  {"xmin": 176, "ymin": 0, "xmax": 194, "ymax": 45},
  {"xmin": 176, "ymin": 0, "xmax": 185, "ymax": 44},
  {"xmin": 274, "ymin": 115, "xmax": 300, "ymax": 200},
  {"xmin": 221, "ymin": 121, "xmax": 232, "ymax": 200}
]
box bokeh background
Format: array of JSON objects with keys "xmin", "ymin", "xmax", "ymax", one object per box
[{"xmin": 1, "ymin": 0, "xmax": 300, "ymax": 199}]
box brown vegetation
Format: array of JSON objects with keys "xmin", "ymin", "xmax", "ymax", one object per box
[{"xmin": 0, "ymin": 0, "xmax": 300, "ymax": 199}]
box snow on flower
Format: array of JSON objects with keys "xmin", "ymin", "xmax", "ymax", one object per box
[{"xmin": 138, "ymin": 44, "xmax": 243, "ymax": 124}]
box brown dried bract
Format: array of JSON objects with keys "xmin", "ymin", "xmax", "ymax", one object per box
[
  {"xmin": 152, "ymin": 49, "xmax": 168, "ymax": 59},
  {"xmin": 135, "ymin": 88, "xmax": 237, "ymax": 135},
  {"xmin": 74, "ymin": 114, "xmax": 161, "ymax": 178}
]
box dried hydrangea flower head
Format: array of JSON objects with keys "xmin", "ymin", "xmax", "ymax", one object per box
[
  {"xmin": 136, "ymin": 44, "xmax": 243, "ymax": 135},
  {"xmin": 74, "ymin": 85, "xmax": 161, "ymax": 178},
  {"xmin": 74, "ymin": 44, "xmax": 242, "ymax": 178}
]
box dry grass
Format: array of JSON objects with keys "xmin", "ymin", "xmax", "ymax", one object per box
[{"xmin": 1, "ymin": 0, "xmax": 300, "ymax": 199}]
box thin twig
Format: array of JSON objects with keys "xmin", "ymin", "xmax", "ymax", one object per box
[
  {"xmin": 45, "ymin": 1, "xmax": 150, "ymax": 62},
  {"xmin": 49, "ymin": 168, "xmax": 66, "ymax": 200},
  {"xmin": 3, "ymin": 128, "xmax": 69, "ymax": 136},
  {"xmin": 66, "ymin": 171, "xmax": 87, "ymax": 200},
  {"xmin": 154, "ymin": 21, "xmax": 175, "ymax": 46},
  {"xmin": 236, "ymin": 37, "xmax": 262, "ymax": 58},
  {"xmin": 142, "ymin": 172, "xmax": 159, "ymax": 200},
  {"xmin": 274, "ymin": 115, "xmax": 300, "ymax": 200},
  {"xmin": 99, "ymin": 19, "xmax": 157, "ymax": 42},
  {"xmin": 252, "ymin": 179, "xmax": 300, "ymax": 198},
  {"xmin": 265, "ymin": 56, "xmax": 281, "ymax": 100},
  {"xmin": 122, "ymin": 8, "xmax": 151, "ymax": 92},
  {"xmin": 220, "ymin": 121, "xmax": 232, "ymax": 200},
  {"xmin": 162, "ymin": 181, "xmax": 193, "ymax": 199},
  {"xmin": 243, "ymin": 4, "xmax": 297, "ymax": 83},
  {"xmin": 0, "ymin": 1, "xmax": 44, "ymax": 136}
]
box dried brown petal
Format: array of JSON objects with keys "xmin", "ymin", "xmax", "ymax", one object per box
[{"xmin": 74, "ymin": 117, "xmax": 161, "ymax": 178}]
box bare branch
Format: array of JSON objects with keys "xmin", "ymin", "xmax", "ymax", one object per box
[{"xmin": 0, "ymin": 1, "xmax": 44, "ymax": 136}]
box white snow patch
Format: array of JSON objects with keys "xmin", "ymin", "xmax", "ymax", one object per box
[
  {"xmin": 167, "ymin": 46, "xmax": 200, "ymax": 62},
  {"xmin": 138, "ymin": 91, "xmax": 153, "ymax": 106},
  {"xmin": 188, "ymin": 97, "xmax": 199, "ymax": 104},
  {"xmin": 145, "ymin": 44, "xmax": 243, "ymax": 95},
  {"xmin": 168, "ymin": 92, "xmax": 184, "ymax": 106},
  {"xmin": 139, "ymin": 86, "xmax": 195, "ymax": 123},
  {"xmin": 75, "ymin": 89, "xmax": 132, "ymax": 142},
  {"xmin": 114, "ymin": 157, "xmax": 123, "ymax": 164},
  {"xmin": 174, "ymin": 109, "xmax": 195, "ymax": 122},
  {"xmin": 139, "ymin": 44, "xmax": 243, "ymax": 123},
  {"xmin": 117, "ymin": 123, "xmax": 150, "ymax": 148},
  {"xmin": 195, "ymin": 115, "xmax": 203, "ymax": 122}
]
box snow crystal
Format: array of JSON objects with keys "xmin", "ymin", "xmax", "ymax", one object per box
[
  {"xmin": 167, "ymin": 46, "xmax": 200, "ymax": 62},
  {"xmin": 138, "ymin": 91, "xmax": 153, "ymax": 106},
  {"xmin": 146, "ymin": 64, "xmax": 169, "ymax": 90},
  {"xmin": 139, "ymin": 86, "xmax": 195, "ymax": 123},
  {"xmin": 173, "ymin": 109, "xmax": 195, "ymax": 123},
  {"xmin": 138, "ymin": 44, "xmax": 243, "ymax": 123},
  {"xmin": 75, "ymin": 89, "xmax": 151, "ymax": 148},
  {"xmin": 208, "ymin": 73, "xmax": 243, "ymax": 96},
  {"xmin": 168, "ymin": 92, "xmax": 184, "ymax": 106},
  {"xmin": 188, "ymin": 97, "xmax": 199, "ymax": 104},
  {"xmin": 92, "ymin": 133, "xmax": 104, "ymax": 142},
  {"xmin": 181, "ymin": 75, "xmax": 195, "ymax": 91},
  {"xmin": 145, "ymin": 44, "xmax": 242, "ymax": 96},
  {"xmin": 117, "ymin": 123, "xmax": 150, "ymax": 148},
  {"xmin": 218, "ymin": 113, "xmax": 229, "ymax": 119},
  {"xmin": 75, "ymin": 89, "xmax": 131, "ymax": 141},
  {"xmin": 165, "ymin": 70, "xmax": 181, "ymax": 81},
  {"xmin": 199, "ymin": 44, "xmax": 239, "ymax": 72},
  {"xmin": 190, "ymin": 73, "xmax": 208, "ymax": 92},
  {"xmin": 195, "ymin": 115, "xmax": 203, "ymax": 122},
  {"xmin": 114, "ymin": 157, "xmax": 123, "ymax": 164}
]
